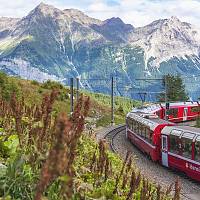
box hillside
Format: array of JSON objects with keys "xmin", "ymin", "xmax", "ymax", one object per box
[
  {"xmin": 0, "ymin": 73, "xmax": 140, "ymax": 127},
  {"xmin": 0, "ymin": 3, "xmax": 200, "ymax": 99},
  {"xmin": 0, "ymin": 74, "xmax": 181, "ymax": 199}
]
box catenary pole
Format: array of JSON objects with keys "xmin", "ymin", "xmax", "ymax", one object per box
[
  {"xmin": 70, "ymin": 78, "xmax": 74, "ymax": 114},
  {"xmin": 76, "ymin": 77, "xmax": 79, "ymax": 100},
  {"xmin": 111, "ymin": 76, "xmax": 114, "ymax": 125},
  {"xmin": 164, "ymin": 76, "xmax": 168, "ymax": 120}
]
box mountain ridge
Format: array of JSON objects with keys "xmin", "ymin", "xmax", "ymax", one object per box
[{"xmin": 0, "ymin": 3, "xmax": 200, "ymax": 99}]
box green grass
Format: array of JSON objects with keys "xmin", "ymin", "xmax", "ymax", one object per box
[
  {"xmin": 83, "ymin": 91, "xmax": 140, "ymax": 126},
  {"xmin": 0, "ymin": 72, "xmax": 140, "ymax": 127}
]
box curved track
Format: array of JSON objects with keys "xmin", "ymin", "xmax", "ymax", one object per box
[
  {"xmin": 103, "ymin": 125, "xmax": 200, "ymax": 200},
  {"xmin": 103, "ymin": 125, "xmax": 126, "ymax": 152}
]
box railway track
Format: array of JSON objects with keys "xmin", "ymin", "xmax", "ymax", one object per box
[
  {"xmin": 103, "ymin": 125, "xmax": 126, "ymax": 152},
  {"xmin": 103, "ymin": 125, "xmax": 200, "ymax": 200}
]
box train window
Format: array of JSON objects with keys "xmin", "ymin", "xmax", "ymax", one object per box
[
  {"xmin": 146, "ymin": 129, "xmax": 153, "ymax": 144},
  {"xmin": 182, "ymin": 132, "xmax": 195, "ymax": 140},
  {"xmin": 131, "ymin": 120, "xmax": 134, "ymax": 131},
  {"xmin": 171, "ymin": 129, "xmax": 182, "ymax": 136},
  {"xmin": 130, "ymin": 119, "xmax": 133, "ymax": 130},
  {"xmin": 162, "ymin": 137, "xmax": 167, "ymax": 150},
  {"xmin": 141, "ymin": 124, "xmax": 145, "ymax": 137},
  {"xmin": 156, "ymin": 111, "xmax": 160, "ymax": 117},
  {"xmin": 150, "ymin": 130, "xmax": 153, "ymax": 144},
  {"xmin": 127, "ymin": 119, "xmax": 135, "ymax": 131},
  {"xmin": 167, "ymin": 108, "xmax": 178, "ymax": 117},
  {"xmin": 143, "ymin": 126, "xmax": 147, "ymax": 138},
  {"xmin": 126, "ymin": 119, "xmax": 129, "ymax": 128},
  {"xmin": 127, "ymin": 119, "xmax": 131, "ymax": 129},
  {"xmin": 145, "ymin": 127, "xmax": 148, "ymax": 139},
  {"xmin": 136, "ymin": 122, "xmax": 139, "ymax": 133},
  {"xmin": 191, "ymin": 106, "xmax": 200, "ymax": 113},
  {"xmin": 169, "ymin": 135, "xmax": 181, "ymax": 154},
  {"xmin": 129, "ymin": 119, "xmax": 132, "ymax": 129},
  {"xmin": 181, "ymin": 138, "xmax": 192, "ymax": 159},
  {"xmin": 138, "ymin": 122, "xmax": 141, "ymax": 134},
  {"xmin": 139, "ymin": 124, "xmax": 143, "ymax": 136},
  {"xmin": 139, "ymin": 123, "xmax": 142, "ymax": 135},
  {"xmin": 140, "ymin": 125, "xmax": 146, "ymax": 139},
  {"xmin": 195, "ymin": 137, "xmax": 200, "ymax": 162},
  {"xmin": 134, "ymin": 120, "xmax": 137, "ymax": 131},
  {"xmin": 127, "ymin": 119, "xmax": 129, "ymax": 129}
]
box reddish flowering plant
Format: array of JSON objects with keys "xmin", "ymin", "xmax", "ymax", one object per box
[{"xmin": 34, "ymin": 95, "xmax": 90, "ymax": 200}]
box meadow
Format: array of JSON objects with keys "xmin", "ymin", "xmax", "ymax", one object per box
[{"xmin": 0, "ymin": 73, "xmax": 180, "ymax": 199}]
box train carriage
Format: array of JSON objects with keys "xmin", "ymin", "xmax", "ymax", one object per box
[
  {"xmin": 126, "ymin": 112, "xmax": 173, "ymax": 161},
  {"xmin": 132, "ymin": 102, "xmax": 200, "ymax": 123},
  {"xmin": 160, "ymin": 102, "xmax": 200, "ymax": 122},
  {"xmin": 127, "ymin": 102, "xmax": 200, "ymax": 182},
  {"xmin": 161, "ymin": 126, "xmax": 200, "ymax": 181}
]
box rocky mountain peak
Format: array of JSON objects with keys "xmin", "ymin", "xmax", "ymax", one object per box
[
  {"xmin": 104, "ymin": 17, "xmax": 124, "ymax": 25},
  {"xmin": 105, "ymin": 17, "xmax": 133, "ymax": 27},
  {"xmin": 34, "ymin": 2, "xmax": 55, "ymax": 12},
  {"xmin": 63, "ymin": 8, "xmax": 85, "ymax": 16},
  {"xmin": 161, "ymin": 16, "xmax": 185, "ymax": 30},
  {"xmin": 169, "ymin": 16, "xmax": 180, "ymax": 23},
  {"xmin": 63, "ymin": 8, "xmax": 101, "ymax": 25},
  {"xmin": 90, "ymin": 17, "xmax": 134, "ymax": 43},
  {"xmin": 26, "ymin": 2, "xmax": 62, "ymax": 19}
]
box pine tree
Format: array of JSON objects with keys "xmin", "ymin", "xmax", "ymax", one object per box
[{"xmin": 158, "ymin": 74, "xmax": 189, "ymax": 102}]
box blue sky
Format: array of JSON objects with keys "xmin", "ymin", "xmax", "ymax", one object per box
[{"xmin": 0, "ymin": 0, "xmax": 200, "ymax": 27}]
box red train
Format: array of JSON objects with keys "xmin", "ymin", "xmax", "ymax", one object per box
[
  {"xmin": 126, "ymin": 111, "xmax": 200, "ymax": 182},
  {"xmin": 132, "ymin": 102, "xmax": 200, "ymax": 123}
]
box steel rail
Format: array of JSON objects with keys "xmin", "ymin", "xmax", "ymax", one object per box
[{"xmin": 103, "ymin": 125, "xmax": 126, "ymax": 152}]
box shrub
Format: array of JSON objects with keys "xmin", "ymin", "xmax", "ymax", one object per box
[
  {"xmin": 117, "ymin": 105, "xmax": 124, "ymax": 113},
  {"xmin": 31, "ymin": 80, "xmax": 40, "ymax": 86},
  {"xmin": 0, "ymin": 72, "xmax": 21, "ymax": 101},
  {"xmin": 196, "ymin": 116, "xmax": 200, "ymax": 128},
  {"xmin": 41, "ymin": 80, "xmax": 64, "ymax": 90}
]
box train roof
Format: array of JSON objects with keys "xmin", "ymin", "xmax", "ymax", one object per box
[
  {"xmin": 162, "ymin": 125, "xmax": 200, "ymax": 139},
  {"xmin": 131, "ymin": 101, "xmax": 200, "ymax": 114},
  {"xmin": 131, "ymin": 104, "xmax": 161, "ymax": 113},
  {"xmin": 127, "ymin": 112, "xmax": 172, "ymax": 131},
  {"xmin": 161, "ymin": 101, "xmax": 199, "ymax": 107}
]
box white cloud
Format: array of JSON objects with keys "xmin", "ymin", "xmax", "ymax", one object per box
[
  {"xmin": 0, "ymin": 0, "xmax": 200, "ymax": 28},
  {"xmin": 0, "ymin": 0, "xmax": 89, "ymax": 18},
  {"xmin": 86, "ymin": 0, "xmax": 200, "ymax": 28}
]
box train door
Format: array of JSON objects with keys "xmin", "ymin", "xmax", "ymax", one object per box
[
  {"xmin": 183, "ymin": 107, "xmax": 188, "ymax": 121},
  {"xmin": 161, "ymin": 135, "xmax": 168, "ymax": 167}
]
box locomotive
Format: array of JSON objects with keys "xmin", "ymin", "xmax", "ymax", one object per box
[
  {"xmin": 126, "ymin": 102, "xmax": 200, "ymax": 182},
  {"xmin": 132, "ymin": 101, "xmax": 200, "ymax": 122}
]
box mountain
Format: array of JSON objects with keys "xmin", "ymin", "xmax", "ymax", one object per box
[
  {"xmin": 0, "ymin": 3, "xmax": 200, "ymax": 100},
  {"xmin": 91, "ymin": 17, "xmax": 134, "ymax": 43},
  {"xmin": 129, "ymin": 16, "xmax": 200, "ymax": 70}
]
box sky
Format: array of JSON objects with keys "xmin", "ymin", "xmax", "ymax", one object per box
[{"xmin": 0, "ymin": 0, "xmax": 200, "ymax": 27}]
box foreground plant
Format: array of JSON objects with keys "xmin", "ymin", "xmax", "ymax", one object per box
[
  {"xmin": 73, "ymin": 135, "xmax": 182, "ymax": 200},
  {"xmin": 35, "ymin": 95, "xmax": 90, "ymax": 200}
]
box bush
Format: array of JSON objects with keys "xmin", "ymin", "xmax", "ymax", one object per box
[
  {"xmin": 31, "ymin": 80, "xmax": 40, "ymax": 86},
  {"xmin": 196, "ymin": 116, "xmax": 200, "ymax": 128},
  {"xmin": 0, "ymin": 72, "xmax": 21, "ymax": 101},
  {"xmin": 117, "ymin": 105, "xmax": 124, "ymax": 113},
  {"xmin": 41, "ymin": 80, "xmax": 64, "ymax": 90}
]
